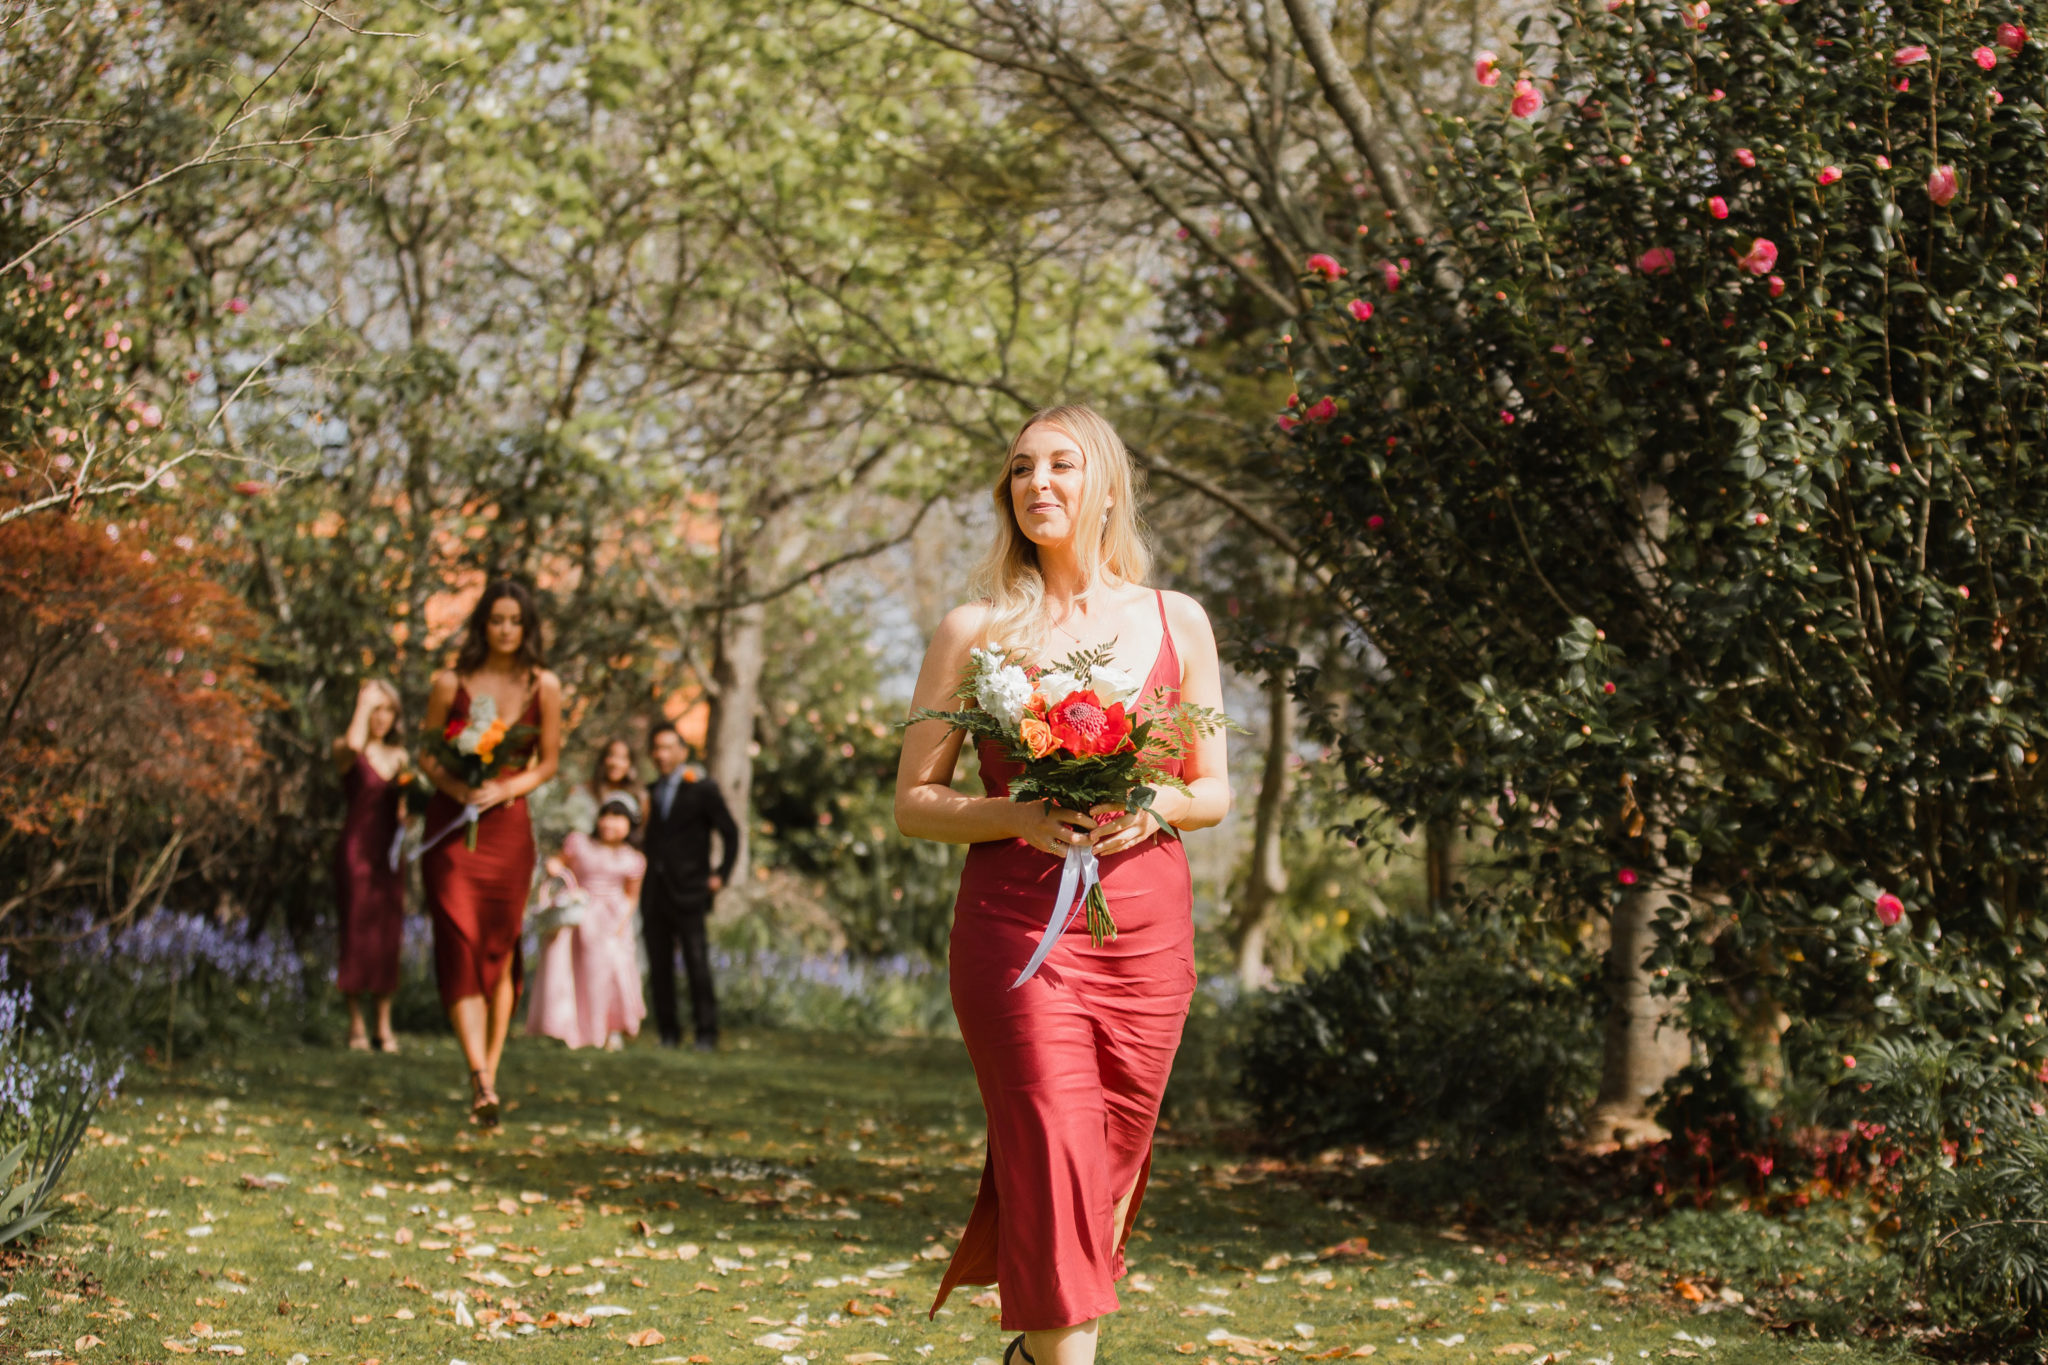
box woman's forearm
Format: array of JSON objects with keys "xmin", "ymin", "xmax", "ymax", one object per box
[
  {"xmin": 1169, "ymin": 776, "xmax": 1231, "ymax": 832},
  {"xmin": 499, "ymin": 757, "xmax": 556, "ymax": 801},
  {"xmin": 419, "ymin": 753, "xmax": 470, "ymax": 802},
  {"xmin": 896, "ymin": 785, "xmax": 1025, "ymax": 845}
]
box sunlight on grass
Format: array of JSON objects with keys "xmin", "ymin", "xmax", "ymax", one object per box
[{"xmin": 15, "ymin": 1031, "xmax": 1900, "ymax": 1364}]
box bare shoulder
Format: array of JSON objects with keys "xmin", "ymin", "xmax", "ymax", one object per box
[
  {"xmin": 428, "ymin": 669, "xmax": 461, "ymax": 701},
  {"xmin": 536, "ymin": 669, "xmax": 564, "ymax": 701},
  {"xmin": 933, "ymin": 601, "xmax": 994, "ymax": 647},
  {"xmin": 1159, "ymin": 589, "xmax": 1217, "ymax": 646}
]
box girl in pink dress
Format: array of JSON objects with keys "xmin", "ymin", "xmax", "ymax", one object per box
[{"xmin": 527, "ymin": 798, "xmax": 648, "ymax": 1051}]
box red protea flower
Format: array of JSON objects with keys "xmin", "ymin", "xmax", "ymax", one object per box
[{"xmin": 1043, "ymin": 689, "xmax": 1133, "ymax": 757}]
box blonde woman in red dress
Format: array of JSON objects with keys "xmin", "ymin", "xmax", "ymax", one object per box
[
  {"xmin": 418, "ymin": 581, "xmax": 562, "ymax": 1126},
  {"xmin": 896, "ymin": 404, "xmax": 1232, "ymax": 1365},
  {"xmin": 331, "ymin": 678, "xmax": 408, "ymax": 1053}
]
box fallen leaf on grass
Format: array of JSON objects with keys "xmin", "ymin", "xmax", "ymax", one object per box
[
  {"xmin": 626, "ymin": 1329, "xmax": 666, "ymax": 1347},
  {"xmin": 754, "ymin": 1331, "xmax": 804, "ymax": 1350},
  {"xmin": 74, "ymin": 1336, "xmax": 104, "ymax": 1350},
  {"xmin": 162, "ymin": 1342, "xmax": 197, "ymax": 1356},
  {"xmin": 1321, "ymin": 1237, "xmax": 1375, "ymax": 1260},
  {"xmin": 1673, "ymin": 1279, "xmax": 1706, "ymax": 1303},
  {"xmin": 208, "ymin": 1348, "xmax": 245, "ymax": 1358},
  {"xmin": 843, "ymin": 1354, "xmax": 891, "ymax": 1363},
  {"xmin": 1176, "ymin": 1346, "xmax": 1199, "ymax": 1356},
  {"xmin": 1493, "ymin": 1347, "xmax": 1537, "ymax": 1356}
]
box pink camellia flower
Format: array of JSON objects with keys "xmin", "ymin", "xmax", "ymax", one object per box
[
  {"xmin": 1734, "ymin": 147, "xmax": 1756, "ymax": 168},
  {"xmin": 1994, "ymin": 89, "xmax": 2005, "ymax": 104},
  {"xmin": 1710, "ymin": 88, "xmax": 1725, "ymax": 101},
  {"xmin": 1367, "ymin": 514, "xmax": 1385, "ymax": 529},
  {"xmin": 1617, "ymin": 868, "xmax": 1638, "ymax": 886},
  {"xmin": 1347, "ymin": 298, "xmax": 1375, "ymax": 322},
  {"xmin": 1975, "ymin": 45, "xmax": 1999, "ymax": 69},
  {"xmin": 1286, "ymin": 393, "xmax": 1300, "ymax": 407},
  {"xmin": 1276, "ymin": 414, "xmax": 1300, "ymax": 433},
  {"xmin": 1381, "ymin": 261, "xmax": 1402, "ymax": 291},
  {"xmin": 1875, "ymin": 892, "xmax": 1904, "ymax": 925},
  {"xmin": 1602, "ymin": 681, "xmax": 1617, "ymax": 694},
  {"xmin": 1893, "ymin": 43, "xmax": 1930, "ymax": 64},
  {"xmin": 224, "ymin": 297, "xmax": 248, "ymax": 314},
  {"xmin": 1959, "ymin": 584, "xmax": 1971, "ymax": 599},
  {"xmin": 1305, "ymin": 252, "xmax": 1346, "ymax": 280},
  {"xmin": 1876, "ymin": 155, "xmax": 1892, "ymax": 169},
  {"xmin": 1999, "ymin": 21, "xmax": 2028, "ymax": 52},
  {"xmin": 1842, "ymin": 1054, "xmax": 1857, "ymax": 1069},
  {"xmin": 2004, "ymin": 272, "xmax": 2020, "ymax": 287},
  {"xmin": 1768, "ymin": 275, "xmax": 1786, "ymax": 297},
  {"xmin": 1818, "ymin": 165, "xmax": 1842, "ymax": 185},
  {"xmin": 1708, "ymin": 196, "xmax": 1729, "ymax": 219},
  {"xmin": 1510, "ymin": 77, "xmax": 1543, "ymax": 118},
  {"xmin": 1680, "ymin": 0, "xmax": 1709, "ymax": 28},
  {"xmin": 1499, "ymin": 409, "xmax": 1515, "ymax": 424},
  {"xmin": 1637, "ymin": 245, "xmax": 1677, "ymax": 275},
  {"xmin": 1928, "ymin": 164, "xmax": 1959, "ymax": 206},
  {"xmin": 1739, "ymin": 237, "xmax": 1779, "ymax": 274},
  {"xmin": 1474, "ymin": 50, "xmax": 1501, "ymax": 86},
  {"xmin": 1305, "ymin": 396, "xmax": 1337, "ymax": 423},
  {"xmin": 1751, "ymin": 1154, "xmax": 1775, "ymax": 1178}
]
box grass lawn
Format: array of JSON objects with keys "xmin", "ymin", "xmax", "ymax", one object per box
[{"xmin": 8, "ymin": 1028, "xmax": 1905, "ymax": 1365}]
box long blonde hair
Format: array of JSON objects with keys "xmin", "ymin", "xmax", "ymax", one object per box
[{"xmin": 971, "ymin": 404, "xmax": 1152, "ymax": 663}]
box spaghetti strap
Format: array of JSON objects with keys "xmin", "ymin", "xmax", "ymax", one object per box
[{"xmin": 1155, "ymin": 588, "xmax": 1172, "ymax": 641}]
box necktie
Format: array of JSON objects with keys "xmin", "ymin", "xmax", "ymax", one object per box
[{"xmin": 657, "ymin": 776, "xmax": 677, "ymax": 821}]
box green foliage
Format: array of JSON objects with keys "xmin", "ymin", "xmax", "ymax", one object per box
[
  {"xmin": 1240, "ymin": 909, "xmax": 1603, "ymax": 1160},
  {"xmin": 1851, "ymin": 1035, "xmax": 2048, "ymax": 1338},
  {"xmin": 750, "ymin": 603, "xmax": 962, "ymax": 961},
  {"xmin": 1276, "ymin": 0, "xmax": 2048, "ymax": 1118}
]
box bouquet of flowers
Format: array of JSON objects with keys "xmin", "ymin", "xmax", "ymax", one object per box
[
  {"xmin": 419, "ymin": 695, "xmax": 537, "ymax": 853},
  {"xmin": 910, "ymin": 640, "xmax": 1231, "ymax": 985}
]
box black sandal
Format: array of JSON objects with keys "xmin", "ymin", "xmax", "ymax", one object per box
[{"xmin": 1003, "ymin": 1335, "xmax": 1035, "ymax": 1365}]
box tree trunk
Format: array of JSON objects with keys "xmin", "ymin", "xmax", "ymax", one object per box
[
  {"xmin": 1226, "ymin": 672, "xmax": 1295, "ymax": 990},
  {"xmin": 1586, "ymin": 866, "xmax": 1693, "ymax": 1149},
  {"xmin": 1424, "ymin": 818, "xmax": 1455, "ymax": 911},
  {"xmin": 705, "ymin": 598, "xmax": 767, "ymax": 900}
]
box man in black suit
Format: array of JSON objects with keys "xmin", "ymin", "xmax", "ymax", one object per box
[{"xmin": 642, "ymin": 723, "xmax": 739, "ymax": 1050}]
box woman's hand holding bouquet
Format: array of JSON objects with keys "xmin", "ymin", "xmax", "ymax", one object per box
[
  {"xmin": 910, "ymin": 640, "xmax": 1233, "ymax": 985},
  {"xmin": 416, "ymin": 694, "xmax": 538, "ymax": 855}
]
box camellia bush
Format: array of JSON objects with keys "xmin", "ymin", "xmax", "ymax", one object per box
[{"xmin": 1273, "ymin": 0, "xmax": 2048, "ymax": 1332}]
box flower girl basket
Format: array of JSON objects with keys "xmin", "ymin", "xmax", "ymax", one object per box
[{"xmin": 529, "ymin": 867, "xmax": 590, "ymax": 938}]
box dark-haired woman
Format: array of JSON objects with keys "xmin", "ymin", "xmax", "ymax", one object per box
[
  {"xmin": 418, "ymin": 581, "xmax": 562, "ymax": 1126},
  {"xmin": 562, "ymin": 737, "xmax": 642, "ymax": 843},
  {"xmin": 331, "ymin": 678, "xmax": 409, "ymax": 1054}
]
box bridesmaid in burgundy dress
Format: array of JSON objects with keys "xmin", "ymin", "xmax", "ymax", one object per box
[
  {"xmin": 418, "ymin": 581, "xmax": 562, "ymax": 1126},
  {"xmin": 331, "ymin": 678, "xmax": 409, "ymax": 1053},
  {"xmin": 895, "ymin": 405, "xmax": 1232, "ymax": 1365}
]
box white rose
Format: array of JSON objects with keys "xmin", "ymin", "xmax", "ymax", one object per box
[
  {"xmin": 1036, "ymin": 669, "xmax": 1083, "ymax": 705},
  {"xmin": 1090, "ymin": 664, "xmax": 1141, "ymax": 708}
]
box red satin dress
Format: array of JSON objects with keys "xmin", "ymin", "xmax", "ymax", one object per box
[
  {"xmin": 333, "ymin": 753, "xmax": 405, "ymax": 997},
  {"xmin": 932, "ymin": 590, "xmax": 1196, "ymax": 1332},
  {"xmin": 421, "ymin": 684, "xmax": 540, "ymax": 1009}
]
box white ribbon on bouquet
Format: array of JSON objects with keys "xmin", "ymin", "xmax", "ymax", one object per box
[
  {"xmin": 1011, "ymin": 843, "xmax": 1102, "ymax": 989},
  {"xmin": 407, "ymin": 802, "xmax": 480, "ymax": 864}
]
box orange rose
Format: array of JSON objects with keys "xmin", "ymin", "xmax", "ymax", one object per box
[{"xmin": 1019, "ymin": 714, "xmax": 1060, "ymax": 759}]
